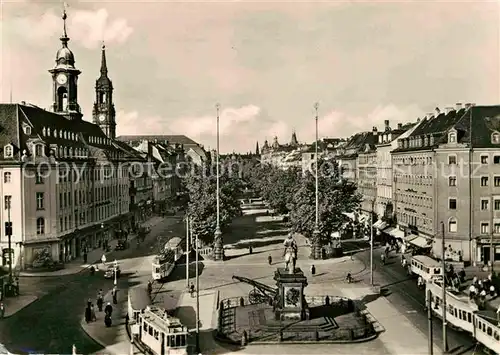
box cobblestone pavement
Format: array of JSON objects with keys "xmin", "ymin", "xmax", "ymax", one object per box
[{"xmin": 0, "ymin": 215, "xmax": 184, "ymax": 355}]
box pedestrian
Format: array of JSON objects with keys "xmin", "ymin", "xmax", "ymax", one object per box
[
  {"xmin": 85, "ymin": 305, "xmax": 91, "ymax": 323},
  {"xmin": 83, "ymin": 252, "xmax": 88, "ymax": 264},
  {"xmin": 112, "ymin": 286, "xmax": 118, "ymax": 304},
  {"xmin": 311, "ymin": 264, "xmax": 316, "ymax": 276},
  {"xmin": 417, "ymin": 276, "xmax": 424, "ymax": 289},
  {"xmin": 90, "ymin": 304, "xmax": 97, "ymax": 322},
  {"xmin": 190, "ymin": 283, "xmax": 195, "ymax": 298},
  {"xmin": 147, "ymin": 280, "xmax": 153, "ymax": 296},
  {"xmin": 0, "ymin": 303, "xmax": 5, "ymax": 319},
  {"xmin": 104, "ymin": 314, "xmax": 112, "ymax": 327},
  {"xmin": 268, "ymin": 255, "xmax": 272, "ymax": 266},
  {"xmin": 101, "ymin": 254, "xmax": 107, "ymax": 267},
  {"xmin": 105, "ymin": 302, "xmax": 113, "ymax": 317},
  {"xmin": 97, "ymin": 295, "xmax": 103, "ymax": 312},
  {"xmin": 87, "ymin": 298, "xmax": 92, "ymax": 309},
  {"xmin": 249, "ymin": 246, "xmax": 253, "ymax": 254},
  {"xmin": 490, "ymin": 284, "xmax": 496, "ymax": 297}
]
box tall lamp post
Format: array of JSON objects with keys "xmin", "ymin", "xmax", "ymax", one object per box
[
  {"xmin": 195, "ymin": 229, "xmax": 201, "ymax": 353},
  {"xmin": 213, "ymin": 103, "xmax": 223, "ymax": 261},
  {"xmin": 312, "ymin": 102, "xmax": 321, "ymax": 260},
  {"xmin": 185, "ymin": 215, "xmax": 190, "ymax": 289},
  {"xmin": 370, "ymin": 199, "xmax": 374, "ymax": 286},
  {"xmin": 440, "ymin": 221, "xmax": 449, "ymax": 353}
]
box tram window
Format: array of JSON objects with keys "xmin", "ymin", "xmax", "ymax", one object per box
[
  {"xmin": 488, "ymin": 327, "xmax": 493, "ymax": 336},
  {"xmin": 468, "ymin": 313, "xmax": 471, "ymax": 323},
  {"xmin": 149, "ymin": 325, "xmax": 153, "ymax": 335},
  {"xmin": 434, "ymin": 268, "xmax": 441, "ymax": 274},
  {"xmin": 154, "ymin": 330, "xmax": 159, "ymax": 340},
  {"xmin": 483, "ymin": 323, "xmax": 486, "ymax": 332},
  {"xmin": 454, "ymin": 309, "xmax": 457, "ymax": 318},
  {"xmin": 143, "ymin": 321, "xmax": 147, "ymax": 331},
  {"xmin": 458, "ymin": 310, "xmax": 462, "ymax": 319},
  {"xmin": 494, "ymin": 331, "xmax": 499, "ymax": 340}
]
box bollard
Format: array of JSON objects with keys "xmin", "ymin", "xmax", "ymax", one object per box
[
  {"xmin": 325, "ymin": 295, "xmax": 330, "ymax": 306},
  {"xmin": 314, "ymin": 330, "xmax": 319, "ymax": 341},
  {"xmin": 240, "ymin": 297, "xmax": 245, "ymax": 307}
]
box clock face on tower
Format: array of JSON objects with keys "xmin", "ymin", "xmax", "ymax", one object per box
[
  {"xmin": 99, "ymin": 114, "xmax": 106, "ymax": 122},
  {"xmin": 56, "ymin": 73, "xmax": 67, "ymax": 85}
]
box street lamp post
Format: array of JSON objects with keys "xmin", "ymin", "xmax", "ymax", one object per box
[
  {"xmin": 440, "ymin": 221, "xmax": 449, "ymax": 353},
  {"xmin": 195, "ymin": 229, "xmax": 200, "ymax": 353},
  {"xmin": 370, "ymin": 199, "xmax": 374, "ymax": 286},
  {"xmin": 312, "ymin": 102, "xmax": 321, "ymax": 260},
  {"xmin": 213, "ymin": 103, "xmax": 223, "ymax": 261},
  {"xmin": 113, "ymin": 259, "xmax": 118, "ymax": 286},
  {"xmin": 186, "ymin": 215, "xmax": 190, "ymax": 289}
]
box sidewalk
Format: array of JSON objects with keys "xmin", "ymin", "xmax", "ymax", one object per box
[
  {"xmin": 80, "ymin": 289, "xmax": 134, "ymax": 355},
  {"xmin": 19, "ymin": 216, "xmax": 164, "ymax": 277},
  {"xmin": 1, "ymin": 294, "xmax": 38, "ymax": 318},
  {"xmin": 340, "ymin": 286, "xmax": 442, "ymax": 355}
]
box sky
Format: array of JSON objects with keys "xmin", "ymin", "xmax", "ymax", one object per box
[{"xmin": 1, "ymin": 0, "xmax": 499, "ymax": 153}]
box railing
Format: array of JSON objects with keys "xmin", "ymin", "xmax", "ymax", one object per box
[
  {"xmin": 304, "ymin": 295, "xmax": 351, "ymax": 307},
  {"xmin": 199, "ymin": 247, "xmax": 213, "ymax": 258}
]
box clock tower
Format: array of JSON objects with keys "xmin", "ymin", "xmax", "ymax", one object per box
[
  {"xmin": 48, "ymin": 9, "xmax": 82, "ymax": 120},
  {"xmin": 92, "ymin": 44, "xmax": 116, "ymax": 139}
]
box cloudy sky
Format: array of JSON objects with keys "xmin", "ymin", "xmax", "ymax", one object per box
[{"xmin": 1, "ymin": 0, "xmax": 499, "ymax": 153}]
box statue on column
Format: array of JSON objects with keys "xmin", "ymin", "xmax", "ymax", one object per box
[{"xmin": 283, "ymin": 233, "xmax": 298, "ymax": 274}]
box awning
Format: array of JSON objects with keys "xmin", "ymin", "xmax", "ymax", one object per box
[
  {"xmin": 382, "ymin": 227, "xmax": 405, "ymax": 239},
  {"xmin": 373, "ymin": 220, "xmax": 387, "ymax": 230},
  {"xmin": 408, "ymin": 236, "xmax": 432, "ymax": 249}
]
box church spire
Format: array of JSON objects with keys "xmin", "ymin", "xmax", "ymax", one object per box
[
  {"xmin": 255, "ymin": 141, "xmax": 260, "ymax": 155},
  {"xmin": 60, "ymin": 5, "xmax": 69, "ymax": 47},
  {"xmin": 100, "ymin": 43, "xmax": 108, "ymax": 77}
]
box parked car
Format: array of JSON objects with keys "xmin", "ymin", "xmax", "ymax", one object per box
[{"xmin": 104, "ymin": 264, "xmax": 121, "ymax": 279}]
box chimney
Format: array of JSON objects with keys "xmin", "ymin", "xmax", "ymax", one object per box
[
  {"xmin": 456, "ymin": 102, "xmax": 463, "ymax": 110},
  {"xmin": 372, "ymin": 126, "xmax": 378, "ymax": 134},
  {"xmin": 384, "ymin": 120, "xmax": 390, "ymax": 130},
  {"xmin": 21, "ymin": 101, "xmax": 25, "ymax": 105},
  {"xmin": 464, "ymin": 103, "xmax": 472, "ymax": 109},
  {"xmin": 397, "ymin": 123, "xmax": 403, "ymax": 129},
  {"xmin": 435, "ymin": 107, "xmax": 441, "ymax": 116},
  {"xmin": 445, "ymin": 107, "xmax": 454, "ymax": 114}
]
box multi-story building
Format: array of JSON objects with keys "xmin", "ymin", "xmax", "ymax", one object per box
[
  {"xmin": 375, "ymin": 120, "xmax": 418, "ymax": 222},
  {"xmin": 301, "ymin": 138, "xmax": 344, "ymax": 175},
  {"xmin": 0, "ymin": 14, "xmax": 137, "ymax": 268},
  {"xmin": 391, "ymin": 103, "xmax": 500, "ymax": 264},
  {"xmin": 260, "ymin": 133, "xmax": 301, "ymax": 168}
]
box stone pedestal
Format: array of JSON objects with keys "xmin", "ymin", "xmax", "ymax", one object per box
[
  {"xmin": 213, "ymin": 228, "xmax": 224, "ymax": 261},
  {"xmin": 274, "ymin": 267, "xmax": 309, "ymax": 321}
]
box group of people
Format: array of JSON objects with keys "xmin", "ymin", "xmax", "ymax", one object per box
[
  {"xmin": 84, "ymin": 288, "xmax": 116, "ymax": 327},
  {"xmin": 469, "ymin": 274, "xmax": 496, "ymax": 309}
]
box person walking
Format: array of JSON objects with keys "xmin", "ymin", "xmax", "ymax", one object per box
[
  {"xmin": 97, "ymin": 294, "xmax": 103, "ymax": 312},
  {"xmin": 101, "ymin": 254, "xmax": 107, "ymax": 268},
  {"xmin": 105, "ymin": 302, "xmax": 113, "ymax": 317},
  {"xmin": 90, "ymin": 303, "xmax": 97, "ymax": 322},
  {"xmin": 112, "ymin": 286, "xmax": 118, "ymax": 304},
  {"xmin": 0, "ymin": 303, "xmax": 5, "ymax": 319}
]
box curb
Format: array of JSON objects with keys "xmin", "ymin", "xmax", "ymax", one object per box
[
  {"xmin": 214, "ymin": 332, "xmax": 378, "ymax": 346},
  {"xmin": 1, "ymin": 295, "xmax": 39, "ymax": 319},
  {"xmin": 79, "ymin": 319, "xmax": 110, "ymax": 351}
]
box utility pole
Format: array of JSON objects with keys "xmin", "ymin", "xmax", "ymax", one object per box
[
  {"xmin": 427, "ymin": 289, "xmax": 433, "ymax": 355},
  {"xmin": 195, "ymin": 230, "xmax": 200, "ymax": 354},
  {"xmin": 186, "ymin": 215, "xmax": 190, "ymax": 289},
  {"xmin": 440, "ymin": 221, "xmax": 449, "ymax": 353},
  {"xmin": 370, "ymin": 199, "xmax": 374, "ymax": 286},
  {"xmin": 312, "ymin": 102, "xmax": 321, "ymax": 260}
]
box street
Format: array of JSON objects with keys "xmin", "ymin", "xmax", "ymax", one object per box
[
  {"xmin": 355, "ymin": 247, "xmax": 477, "ymax": 354},
  {"xmin": 0, "ymin": 215, "xmax": 185, "ymax": 355}
]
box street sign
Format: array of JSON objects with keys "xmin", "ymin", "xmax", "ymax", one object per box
[{"xmin": 4, "ymin": 222, "xmax": 12, "ymax": 236}]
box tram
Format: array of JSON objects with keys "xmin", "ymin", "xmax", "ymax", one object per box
[
  {"xmin": 409, "ymin": 255, "xmax": 443, "ymax": 282},
  {"xmin": 138, "ymin": 305, "xmax": 189, "ymax": 355},
  {"xmin": 152, "ymin": 237, "xmax": 184, "ymax": 281},
  {"xmin": 426, "ymin": 281, "xmax": 500, "ymax": 354}
]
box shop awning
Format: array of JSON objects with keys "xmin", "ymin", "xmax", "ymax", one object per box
[
  {"xmin": 382, "ymin": 227, "xmax": 405, "ymax": 239},
  {"xmin": 408, "ymin": 236, "xmax": 432, "ymax": 249},
  {"xmin": 373, "ymin": 220, "xmax": 387, "ymax": 230},
  {"xmin": 343, "ymin": 212, "xmax": 356, "ymax": 220}
]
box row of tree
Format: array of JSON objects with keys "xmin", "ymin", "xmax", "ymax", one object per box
[{"xmin": 247, "ymin": 160, "xmax": 362, "ymax": 251}]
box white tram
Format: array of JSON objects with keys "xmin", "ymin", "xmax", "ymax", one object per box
[
  {"xmin": 152, "ymin": 237, "xmax": 184, "ymax": 281},
  {"xmin": 409, "ymin": 255, "xmax": 443, "ymax": 282},
  {"xmin": 426, "ymin": 281, "xmax": 500, "ymax": 354},
  {"xmin": 138, "ymin": 305, "xmax": 189, "ymax": 355}
]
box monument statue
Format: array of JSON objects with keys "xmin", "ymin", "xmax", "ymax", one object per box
[{"xmin": 283, "ymin": 233, "xmax": 298, "ymax": 274}]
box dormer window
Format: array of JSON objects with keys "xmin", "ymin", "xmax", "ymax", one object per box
[
  {"xmin": 492, "ymin": 132, "xmax": 500, "ymax": 144},
  {"xmin": 24, "ymin": 126, "xmax": 32, "ymax": 135},
  {"xmin": 448, "ymin": 132, "xmax": 456, "ymax": 143},
  {"xmin": 4, "ymin": 145, "xmax": 13, "ymax": 158}
]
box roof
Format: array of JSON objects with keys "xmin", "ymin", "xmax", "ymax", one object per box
[
  {"xmin": 117, "ymin": 135, "xmax": 198, "ymax": 147},
  {"xmin": 337, "ymin": 131, "xmax": 379, "ymax": 157},
  {"xmin": 392, "ymin": 105, "xmax": 500, "ymax": 153}
]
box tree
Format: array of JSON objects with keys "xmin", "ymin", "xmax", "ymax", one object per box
[
  {"xmin": 288, "ymin": 160, "xmax": 362, "ymax": 256},
  {"xmin": 257, "ymin": 166, "xmax": 301, "ymax": 215},
  {"xmin": 185, "ymin": 171, "xmax": 243, "ymax": 246}
]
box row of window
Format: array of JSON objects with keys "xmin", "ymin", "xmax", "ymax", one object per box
[
  {"xmin": 448, "ymin": 197, "xmax": 500, "ymax": 211},
  {"xmin": 58, "ymin": 167, "xmax": 130, "ymax": 183},
  {"xmin": 397, "ymin": 212, "xmax": 433, "ymax": 233},
  {"xmin": 59, "ymin": 202, "xmax": 127, "ymax": 232},
  {"xmin": 394, "ymin": 174, "xmax": 433, "ymax": 186},
  {"xmin": 58, "ymin": 185, "xmax": 128, "ymax": 210},
  {"xmin": 395, "ymin": 193, "xmax": 432, "ymax": 209},
  {"xmin": 393, "ymin": 156, "xmax": 433, "ymax": 166}
]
